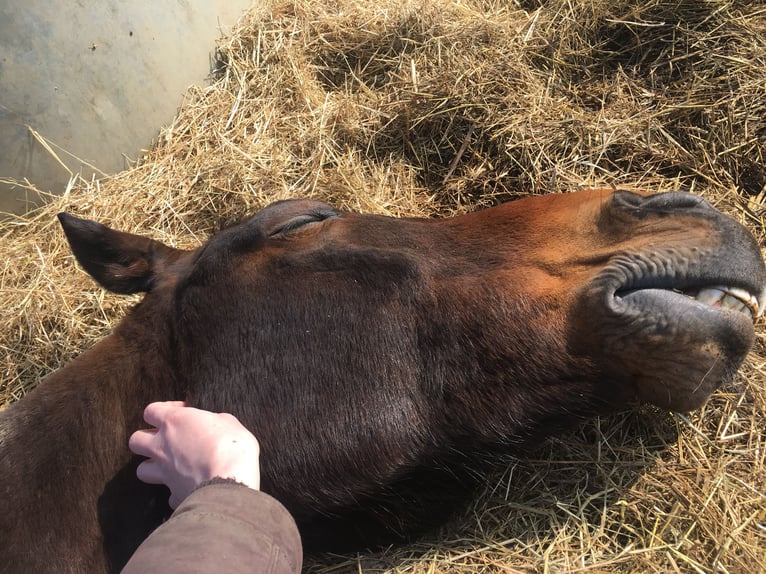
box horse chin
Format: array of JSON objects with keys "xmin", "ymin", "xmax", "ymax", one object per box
[
  {"xmin": 607, "ymin": 288, "xmax": 756, "ymax": 412},
  {"xmin": 570, "ymin": 280, "xmax": 758, "ymax": 412}
]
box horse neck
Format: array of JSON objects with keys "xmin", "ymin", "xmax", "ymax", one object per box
[
  {"xmin": 8, "ymin": 304, "xmax": 175, "ymax": 444},
  {"xmin": 0, "ymin": 311, "xmax": 177, "ymax": 572}
]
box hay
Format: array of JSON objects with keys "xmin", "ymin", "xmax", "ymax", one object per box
[{"xmin": 2, "ymin": 0, "xmax": 766, "ymax": 571}]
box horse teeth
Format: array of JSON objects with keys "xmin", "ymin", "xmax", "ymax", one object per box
[
  {"xmin": 721, "ymin": 294, "xmax": 745, "ymax": 312},
  {"xmin": 693, "ymin": 286, "xmax": 759, "ymax": 318},
  {"xmin": 726, "ymin": 286, "xmax": 753, "ymax": 306},
  {"xmin": 696, "ymin": 287, "xmax": 725, "ymax": 306}
]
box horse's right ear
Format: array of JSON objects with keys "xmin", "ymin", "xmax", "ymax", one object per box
[{"xmin": 58, "ymin": 213, "xmax": 182, "ymax": 295}]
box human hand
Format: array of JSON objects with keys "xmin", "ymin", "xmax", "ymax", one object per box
[{"xmin": 129, "ymin": 401, "xmax": 261, "ymax": 508}]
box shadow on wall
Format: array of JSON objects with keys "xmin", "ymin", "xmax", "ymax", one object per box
[{"xmin": 0, "ymin": 0, "xmax": 253, "ymax": 216}]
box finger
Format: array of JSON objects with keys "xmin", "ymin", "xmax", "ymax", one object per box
[
  {"xmin": 135, "ymin": 459, "xmax": 167, "ymax": 485},
  {"xmin": 128, "ymin": 428, "xmax": 158, "ymax": 457},
  {"xmin": 142, "ymin": 401, "xmax": 187, "ymax": 428}
]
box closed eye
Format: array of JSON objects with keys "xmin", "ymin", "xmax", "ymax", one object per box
[{"xmin": 268, "ymin": 209, "xmax": 339, "ymax": 237}]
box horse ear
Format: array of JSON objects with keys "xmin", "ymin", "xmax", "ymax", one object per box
[{"xmin": 57, "ymin": 213, "xmax": 182, "ymax": 294}]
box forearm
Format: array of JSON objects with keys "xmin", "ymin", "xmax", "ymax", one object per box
[{"xmin": 122, "ymin": 482, "xmax": 302, "ymax": 574}]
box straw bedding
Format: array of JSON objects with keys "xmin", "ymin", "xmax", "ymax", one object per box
[{"xmin": 2, "ymin": 0, "xmax": 765, "ymax": 571}]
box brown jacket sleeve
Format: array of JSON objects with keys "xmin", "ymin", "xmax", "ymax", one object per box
[{"xmin": 122, "ymin": 482, "xmax": 302, "ymax": 574}]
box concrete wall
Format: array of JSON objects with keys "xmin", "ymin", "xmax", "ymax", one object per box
[{"xmin": 0, "ymin": 0, "xmax": 253, "ymax": 215}]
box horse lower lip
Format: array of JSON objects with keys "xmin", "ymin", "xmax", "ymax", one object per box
[{"xmin": 619, "ymin": 288, "xmax": 756, "ymax": 322}]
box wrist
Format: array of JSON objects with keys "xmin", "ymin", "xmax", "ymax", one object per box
[{"xmin": 197, "ymin": 476, "xmax": 260, "ymax": 491}]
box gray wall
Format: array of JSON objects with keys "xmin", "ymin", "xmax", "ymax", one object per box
[{"xmin": 0, "ymin": 0, "xmax": 253, "ymax": 215}]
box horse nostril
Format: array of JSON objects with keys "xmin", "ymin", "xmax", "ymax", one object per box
[
  {"xmin": 611, "ymin": 190, "xmax": 713, "ymax": 217},
  {"xmin": 641, "ymin": 191, "xmax": 713, "ymax": 211}
]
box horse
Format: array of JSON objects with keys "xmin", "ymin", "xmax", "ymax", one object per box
[{"xmin": 1, "ymin": 189, "xmax": 763, "ymax": 572}]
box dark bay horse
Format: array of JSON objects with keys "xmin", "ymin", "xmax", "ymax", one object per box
[{"xmin": 1, "ymin": 189, "xmax": 763, "ymax": 572}]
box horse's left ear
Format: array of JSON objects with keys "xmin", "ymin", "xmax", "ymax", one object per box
[{"xmin": 58, "ymin": 213, "xmax": 183, "ymax": 295}]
